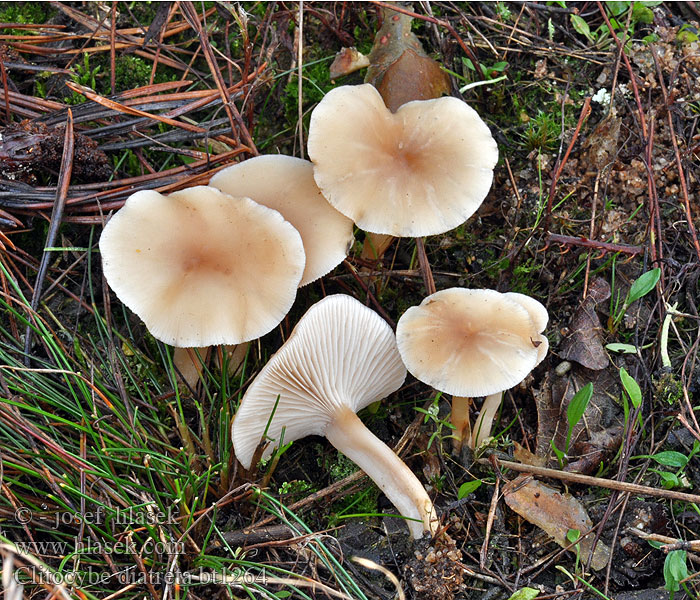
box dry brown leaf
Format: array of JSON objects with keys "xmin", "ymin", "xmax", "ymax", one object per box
[
  {"xmin": 559, "ymin": 278, "xmax": 611, "ymax": 370},
  {"xmin": 513, "ymin": 442, "xmax": 548, "ymax": 467},
  {"xmin": 365, "ymin": 6, "xmax": 450, "ymax": 112},
  {"xmin": 503, "ymin": 475, "xmax": 611, "ymax": 571},
  {"xmin": 330, "ymin": 47, "xmax": 370, "ymax": 79}
]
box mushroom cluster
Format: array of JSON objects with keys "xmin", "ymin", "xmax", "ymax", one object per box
[{"xmin": 99, "ymin": 69, "xmax": 520, "ymax": 543}]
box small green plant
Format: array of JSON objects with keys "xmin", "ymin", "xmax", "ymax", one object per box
[
  {"xmin": 551, "ymin": 382, "xmax": 593, "ymax": 466},
  {"xmin": 414, "ymin": 392, "xmax": 455, "ymax": 449},
  {"xmin": 620, "ymin": 367, "xmax": 643, "ymax": 432},
  {"xmin": 566, "ymin": 528, "xmax": 582, "ymax": 574},
  {"xmin": 457, "ymin": 478, "xmax": 483, "ymax": 499},
  {"xmin": 610, "ymin": 267, "xmax": 661, "ymax": 331},
  {"xmin": 570, "ymin": 1, "xmax": 662, "ymax": 49},
  {"xmin": 65, "ymin": 53, "xmax": 102, "ymax": 104},
  {"xmin": 635, "ymin": 440, "xmax": 700, "ymax": 490},
  {"xmin": 520, "ymin": 111, "xmax": 559, "ymax": 153},
  {"xmin": 664, "ymin": 549, "xmax": 689, "ymax": 600}
]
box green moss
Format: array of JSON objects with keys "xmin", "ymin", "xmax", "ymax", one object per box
[
  {"xmin": 0, "ymin": 2, "xmax": 55, "ymax": 34},
  {"xmin": 113, "ymin": 55, "xmax": 177, "ymax": 92}
]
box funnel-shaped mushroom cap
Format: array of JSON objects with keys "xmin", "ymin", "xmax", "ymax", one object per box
[
  {"xmin": 307, "ymin": 84, "xmax": 498, "ymax": 237},
  {"xmin": 209, "ymin": 156, "xmax": 354, "ymax": 286},
  {"xmin": 396, "ymin": 288, "xmax": 548, "ymax": 398},
  {"xmin": 99, "ymin": 186, "xmax": 305, "ymax": 347},
  {"xmin": 233, "ymin": 294, "xmax": 407, "ymax": 469}
]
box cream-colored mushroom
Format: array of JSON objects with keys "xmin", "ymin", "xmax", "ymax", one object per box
[
  {"xmin": 99, "ymin": 186, "xmax": 305, "ymax": 348},
  {"xmin": 233, "ymin": 294, "xmax": 438, "ymax": 539},
  {"xmin": 209, "ymin": 155, "xmax": 354, "ymax": 286},
  {"xmin": 396, "ymin": 288, "xmax": 548, "ymax": 449},
  {"xmin": 307, "ymin": 83, "xmax": 498, "ymax": 237}
]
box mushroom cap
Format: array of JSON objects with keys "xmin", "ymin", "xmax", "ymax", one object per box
[
  {"xmin": 209, "ymin": 155, "xmax": 354, "ymax": 286},
  {"xmin": 396, "ymin": 288, "xmax": 548, "ymax": 397},
  {"xmin": 233, "ymin": 294, "xmax": 407, "ymax": 469},
  {"xmin": 307, "ymin": 83, "xmax": 498, "ymax": 237},
  {"xmin": 99, "ymin": 186, "xmax": 305, "ymax": 347}
]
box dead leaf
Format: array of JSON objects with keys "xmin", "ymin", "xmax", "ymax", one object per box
[
  {"xmin": 503, "ymin": 475, "xmax": 611, "ymax": 571},
  {"xmin": 560, "ymin": 278, "xmax": 611, "ymax": 370},
  {"xmin": 536, "ymin": 366, "xmax": 622, "ymax": 463},
  {"xmin": 513, "ymin": 442, "xmax": 548, "ymax": 468},
  {"xmin": 365, "ymin": 6, "xmax": 450, "ymax": 111},
  {"xmin": 330, "ymin": 47, "xmax": 370, "ymax": 79}
]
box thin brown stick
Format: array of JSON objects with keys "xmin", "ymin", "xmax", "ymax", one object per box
[
  {"xmin": 542, "ymin": 97, "xmax": 591, "ymax": 235},
  {"xmin": 415, "ymin": 237, "xmax": 436, "ymax": 295},
  {"xmin": 24, "ymin": 109, "xmax": 74, "ymax": 363},
  {"xmin": 479, "ymin": 458, "xmax": 700, "ymax": 504},
  {"xmin": 547, "ymin": 233, "xmax": 642, "ymax": 255},
  {"xmin": 480, "ymin": 477, "xmax": 499, "ymax": 570}
]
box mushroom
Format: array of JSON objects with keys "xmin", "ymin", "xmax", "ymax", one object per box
[
  {"xmin": 99, "ymin": 185, "xmax": 306, "ymax": 350},
  {"xmin": 307, "ymin": 83, "xmax": 498, "ymax": 238},
  {"xmin": 233, "ymin": 294, "xmax": 438, "ymax": 539},
  {"xmin": 396, "ymin": 288, "xmax": 548, "ymax": 449},
  {"xmin": 209, "ymin": 155, "xmax": 354, "ymax": 286}
]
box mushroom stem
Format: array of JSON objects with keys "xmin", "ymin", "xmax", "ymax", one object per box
[
  {"xmin": 450, "ymin": 396, "xmax": 472, "ymax": 451},
  {"xmin": 173, "ymin": 346, "xmax": 211, "ymax": 390},
  {"xmin": 325, "ymin": 405, "xmax": 438, "ymax": 539},
  {"xmin": 451, "ymin": 396, "xmax": 472, "ymax": 451},
  {"xmin": 471, "ymin": 392, "xmax": 504, "ymax": 449}
]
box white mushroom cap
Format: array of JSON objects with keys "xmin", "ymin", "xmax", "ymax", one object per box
[
  {"xmin": 209, "ymin": 155, "xmax": 354, "ymax": 286},
  {"xmin": 307, "ymin": 83, "xmax": 499, "ymax": 237},
  {"xmin": 396, "ymin": 288, "xmax": 548, "ymax": 398},
  {"xmin": 233, "ymin": 294, "xmax": 406, "ymax": 468},
  {"xmin": 99, "ymin": 186, "xmax": 305, "ymax": 347}
]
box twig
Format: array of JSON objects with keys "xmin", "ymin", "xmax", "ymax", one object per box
[
  {"xmin": 478, "ymin": 458, "xmax": 700, "ymax": 504},
  {"xmin": 24, "ymin": 109, "xmax": 74, "ymax": 364},
  {"xmin": 415, "ymin": 238, "xmax": 436, "ymax": 295},
  {"xmin": 546, "ymin": 233, "xmax": 642, "ymax": 255},
  {"xmin": 542, "ymin": 97, "xmax": 591, "ymax": 236},
  {"xmin": 480, "ymin": 477, "xmax": 499, "ymax": 570}
]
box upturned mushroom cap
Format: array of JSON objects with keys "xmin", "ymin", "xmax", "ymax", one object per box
[
  {"xmin": 99, "ymin": 186, "xmax": 305, "ymax": 347},
  {"xmin": 209, "ymin": 155, "xmax": 354, "ymax": 286},
  {"xmin": 307, "ymin": 83, "xmax": 498, "ymax": 237},
  {"xmin": 396, "ymin": 288, "xmax": 548, "ymax": 398},
  {"xmin": 233, "ymin": 294, "xmax": 406, "ymax": 469}
]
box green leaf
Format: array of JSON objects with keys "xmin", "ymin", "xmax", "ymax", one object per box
[
  {"xmin": 606, "ymin": 343, "xmax": 638, "ymax": 354},
  {"xmin": 651, "ymin": 469, "xmax": 683, "ymax": 489},
  {"xmin": 620, "ymin": 367, "xmax": 642, "ymax": 408},
  {"xmin": 458, "ymin": 479, "xmax": 482, "ymax": 499},
  {"xmin": 606, "ymin": 1, "xmax": 630, "ymax": 16},
  {"xmin": 631, "ymin": 4, "xmax": 654, "ymax": 24},
  {"xmin": 566, "ymin": 383, "xmax": 593, "ymax": 452},
  {"xmin": 462, "ymin": 57, "xmax": 476, "ymax": 71},
  {"xmin": 649, "ymin": 451, "xmax": 689, "ymax": 469},
  {"xmin": 664, "ymin": 550, "xmax": 688, "ymax": 592},
  {"xmin": 507, "ymin": 587, "xmax": 541, "ymax": 600},
  {"xmin": 551, "ymin": 439, "xmax": 566, "ymax": 465},
  {"xmin": 626, "ymin": 268, "xmax": 661, "ymax": 306},
  {"xmin": 570, "ymin": 15, "xmax": 594, "ymax": 42},
  {"xmin": 567, "ymin": 383, "xmax": 593, "ymax": 432},
  {"xmin": 566, "ymin": 528, "xmax": 581, "ymax": 544}
]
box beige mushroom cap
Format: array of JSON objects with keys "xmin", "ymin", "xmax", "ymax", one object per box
[
  {"xmin": 307, "ymin": 83, "xmax": 498, "ymax": 237},
  {"xmin": 99, "ymin": 186, "xmax": 305, "ymax": 347},
  {"xmin": 233, "ymin": 294, "xmax": 406, "ymax": 469},
  {"xmin": 396, "ymin": 288, "xmax": 548, "ymax": 397},
  {"xmin": 209, "ymin": 155, "xmax": 354, "ymax": 286}
]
